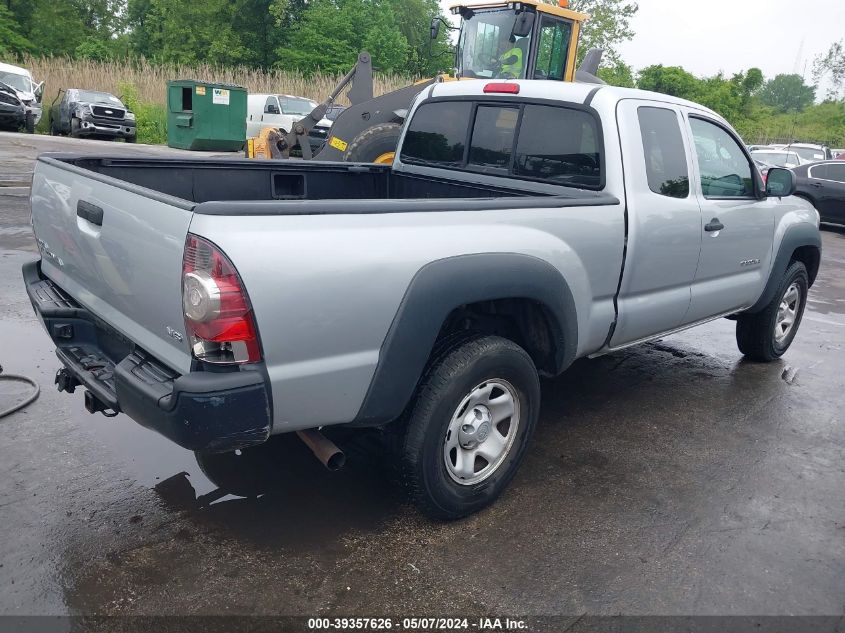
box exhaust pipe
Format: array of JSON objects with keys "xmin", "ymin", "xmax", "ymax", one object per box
[{"xmin": 296, "ymin": 429, "xmax": 346, "ymax": 471}]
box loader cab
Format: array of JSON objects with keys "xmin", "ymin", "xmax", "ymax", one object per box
[{"xmin": 450, "ymin": 1, "xmax": 587, "ymax": 82}]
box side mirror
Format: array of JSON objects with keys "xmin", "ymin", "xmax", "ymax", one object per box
[
  {"xmin": 765, "ymin": 168, "xmax": 797, "ymax": 197},
  {"xmin": 34, "ymin": 81, "xmax": 44, "ymax": 102},
  {"xmin": 511, "ymin": 11, "xmax": 534, "ymax": 38},
  {"xmin": 265, "ymin": 104, "xmax": 280, "ymax": 114},
  {"xmin": 430, "ymin": 17, "xmax": 440, "ymax": 40}
]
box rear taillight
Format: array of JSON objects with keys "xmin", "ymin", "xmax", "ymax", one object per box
[{"xmin": 182, "ymin": 234, "xmax": 261, "ymax": 365}]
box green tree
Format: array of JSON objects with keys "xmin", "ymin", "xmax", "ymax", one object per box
[
  {"xmin": 571, "ymin": 0, "xmax": 638, "ymax": 65},
  {"xmin": 637, "ymin": 65, "xmax": 699, "ymax": 99},
  {"xmin": 274, "ymin": 0, "xmax": 410, "ymax": 75},
  {"xmin": 0, "ymin": 4, "xmax": 32, "ymax": 56},
  {"xmin": 598, "ymin": 61, "xmax": 634, "ymax": 87},
  {"xmin": 759, "ymin": 74, "xmax": 815, "ymax": 113},
  {"xmin": 75, "ymin": 36, "xmax": 113, "ymax": 61},
  {"xmin": 813, "ymin": 40, "xmax": 845, "ymax": 101}
]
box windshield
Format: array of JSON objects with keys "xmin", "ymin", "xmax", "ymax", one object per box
[
  {"xmin": 752, "ymin": 151, "xmax": 800, "ymax": 167},
  {"xmin": 78, "ymin": 91, "xmax": 123, "ymax": 106},
  {"xmin": 0, "ymin": 71, "xmax": 32, "ymax": 93},
  {"xmin": 457, "ymin": 8, "xmax": 530, "ymax": 79},
  {"xmin": 279, "ymin": 96, "xmax": 317, "ymax": 115},
  {"xmin": 787, "ymin": 146, "xmax": 826, "ymax": 161}
]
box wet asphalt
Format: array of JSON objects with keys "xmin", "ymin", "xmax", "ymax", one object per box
[{"xmin": 0, "ymin": 133, "xmax": 844, "ymax": 623}]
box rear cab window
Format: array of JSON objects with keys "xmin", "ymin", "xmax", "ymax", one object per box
[{"xmin": 400, "ymin": 98, "xmax": 603, "ymax": 190}]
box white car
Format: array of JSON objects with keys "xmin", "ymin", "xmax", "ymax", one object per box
[
  {"xmin": 245, "ymin": 93, "xmax": 332, "ymax": 138},
  {"xmin": 782, "ymin": 143, "xmax": 831, "ymax": 162},
  {"xmin": 751, "ymin": 149, "xmax": 806, "ymax": 169},
  {"xmin": 0, "ymin": 61, "xmax": 44, "ymax": 131}
]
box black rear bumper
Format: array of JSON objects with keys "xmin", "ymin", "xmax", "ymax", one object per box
[{"xmin": 23, "ymin": 260, "xmax": 272, "ymax": 453}]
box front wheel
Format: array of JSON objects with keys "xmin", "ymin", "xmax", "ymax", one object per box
[
  {"xmin": 736, "ymin": 261, "xmax": 808, "ymax": 361},
  {"xmin": 24, "ymin": 112, "xmax": 35, "ymax": 134},
  {"xmin": 400, "ymin": 335, "xmax": 540, "ymax": 520},
  {"xmin": 70, "ymin": 116, "xmax": 80, "ymax": 138}
]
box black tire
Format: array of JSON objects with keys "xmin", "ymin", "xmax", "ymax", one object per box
[
  {"xmin": 49, "ymin": 118, "xmax": 58, "ymax": 136},
  {"xmin": 24, "ymin": 112, "xmax": 35, "ymax": 134},
  {"xmin": 70, "ymin": 117, "xmax": 80, "ymax": 138},
  {"xmin": 344, "ymin": 123, "xmax": 402, "ymax": 163},
  {"xmin": 401, "ymin": 335, "xmax": 540, "ymax": 520},
  {"xmin": 125, "ymin": 135, "xmax": 136, "ymax": 143},
  {"xmin": 736, "ymin": 261, "xmax": 808, "ymax": 362}
]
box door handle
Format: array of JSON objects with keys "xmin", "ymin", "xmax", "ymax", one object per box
[
  {"xmin": 810, "ymin": 182, "xmax": 824, "ymax": 188},
  {"xmin": 77, "ymin": 200, "xmax": 104, "ymax": 226},
  {"xmin": 704, "ymin": 218, "xmax": 724, "ymax": 232}
]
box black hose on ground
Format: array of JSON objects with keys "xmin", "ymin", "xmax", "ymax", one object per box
[{"xmin": 0, "ymin": 364, "xmax": 40, "ymax": 419}]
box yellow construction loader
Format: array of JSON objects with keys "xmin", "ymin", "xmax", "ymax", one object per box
[{"xmin": 247, "ymin": 0, "xmax": 602, "ymax": 163}]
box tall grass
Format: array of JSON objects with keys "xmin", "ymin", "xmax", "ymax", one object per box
[{"xmin": 22, "ymin": 55, "xmax": 413, "ymax": 112}]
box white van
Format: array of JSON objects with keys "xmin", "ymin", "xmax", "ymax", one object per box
[
  {"xmin": 0, "ymin": 62, "xmax": 44, "ymax": 132},
  {"xmin": 246, "ymin": 93, "xmax": 332, "ymax": 140}
]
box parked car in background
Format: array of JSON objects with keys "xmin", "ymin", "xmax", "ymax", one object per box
[
  {"xmin": 833, "ymin": 149, "xmax": 845, "ymax": 159},
  {"xmin": 751, "ymin": 149, "xmax": 805, "ymax": 169},
  {"xmin": 748, "ymin": 144, "xmax": 774, "ymax": 153},
  {"xmin": 783, "ymin": 143, "xmax": 831, "ymax": 162},
  {"xmin": 793, "ymin": 161, "xmax": 845, "ymax": 224},
  {"xmin": 0, "ymin": 61, "xmax": 43, "ymax": 132},
  {"xmin": 0, "ymin": 82, "xmax": 26, "ymax": 132},
  {"xmin": 50, "ymin": 89, "xmax": 136, "ymax": 142},
  {"xmin": 246, "ymin": 93, "xmax": 332, "ymax": 138}
]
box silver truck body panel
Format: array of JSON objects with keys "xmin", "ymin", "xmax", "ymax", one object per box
[
  {"xmin": 30, "ymin": 161, "xmax": 193, "ymax": 373},
  {"xmin": 189, "ymin": 202, "xmax": 624, "ymax": 431}
]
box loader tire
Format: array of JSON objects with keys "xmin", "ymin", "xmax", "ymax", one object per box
[{"xmin": 344, "ymin": 123, "xmax": 402, "ymax": 164}]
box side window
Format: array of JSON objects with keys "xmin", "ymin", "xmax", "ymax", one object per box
[
  {"xmin": 637, "ymin": 107, "xmax": 690, "ymax": 198},
  {"xmin": 514, "ymin": 104, "xmax": 601, "ymax": 188},
  {"xmin": 264, "ymin": 96, "xmax": 278, "ymax": 114},
  {"xmin": 468, "ymin": 106, "xmax": 518, "ymax": 170},
  {"xmin": 533, "ymin": 18, "xmax": 572, "ymax": 80},
  {"xmin": 400, "ymin": 101, "xmax": 472, "ymax": 166},
  {"xmin": 825, "ymin": 164, "xmax": 845, "ymax": 183},
  {"xmin": 689, "ymin": 117, "xmax": 755, "ymax": 198},
  {"xmin": 809, "ymin": 164, "xmax": 830, "ymax": 180}
]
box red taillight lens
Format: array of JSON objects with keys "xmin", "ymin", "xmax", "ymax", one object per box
[
  {"xmin": 182, "ymin": 234, "xmax": 261, "ymax": 364},
  {"xmin": 483, "ymin": 82, "xmax": 520, "ymax": 94}
]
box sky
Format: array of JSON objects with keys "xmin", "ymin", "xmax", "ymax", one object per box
[{"xmin": 438, "ymin": 0, "xmax": 844, "ymax": 93}]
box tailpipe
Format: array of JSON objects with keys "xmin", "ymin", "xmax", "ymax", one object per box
[{"xmin": 296, "ymin": 429, "xmax": 346, "ymax": 471}]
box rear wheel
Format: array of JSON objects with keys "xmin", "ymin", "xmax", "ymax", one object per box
[
  {"xmin": 400, "ymin": 335, "xmax": 540, "ymax": 520},
  {"xmin": 344, "ymin": 123, "xmax": 402, "ymax": 163},
  {"xmin": 736, "ymin": 261, "xmax": 808, "ymax": 361}
]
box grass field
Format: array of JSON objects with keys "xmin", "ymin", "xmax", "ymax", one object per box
[{"xmin": 24, "ymin": 55, "xmax": 411, "ymax": 109}]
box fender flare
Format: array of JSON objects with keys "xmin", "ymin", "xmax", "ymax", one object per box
[
  {"xmin": 747, "ymin": 223, "xmax": 821, "ymax": 314},
  {"xmin": 351, "ymin": 253, "xmax": 579, "ymax": 426}
]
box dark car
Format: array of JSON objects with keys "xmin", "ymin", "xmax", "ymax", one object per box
[
  {"xmin": 50, "ymin": 89, "xmax": 136, "ymax": 142},
  {"xmin": 0, "ymin": 82, "xmax": 26, "ymax": 131},
  {"xmin": 754, "ymin": 159, "xmax": 776, "ymax": 183},
  {"xmin": 793, "ymin": 161, "xmax": 845, "ymax": 224}
]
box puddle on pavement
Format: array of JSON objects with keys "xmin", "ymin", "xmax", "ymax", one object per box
[{"xmin": 1, "ymin": 316, "xmax": 397, "ymax": 546}]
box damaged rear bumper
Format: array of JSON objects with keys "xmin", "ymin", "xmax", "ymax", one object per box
[{"xmin": 23, "ymin": 259, "xmax": 272, "ymax": 452}]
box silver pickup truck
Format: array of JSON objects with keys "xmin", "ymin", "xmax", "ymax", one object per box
[{"xmin": 24, "ymin": 80, "xmax": 821, "ymax": 519}]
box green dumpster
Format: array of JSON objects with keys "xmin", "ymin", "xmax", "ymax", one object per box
[{"xmin": 166, "ymin": 80, "xmax": 247, "ymax": 151}]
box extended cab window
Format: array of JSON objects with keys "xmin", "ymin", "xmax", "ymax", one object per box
[
  {"xmin": 400, "ymin": 101, "xmax": 472, "ymax": 166},
  {"xmin": 401, "ymin": 100, "xmax": 602, "ymax": 189},
  {"xmin": 690, "ymin": 117, "xmax": 754, "ymax": 198},
  {"xmin": 637, "ymin": 107, "xmax": 689, "ymax": 198},
  {"xmin": 514, "ymin": 104, "xmax": 601, "ymax": 188}
]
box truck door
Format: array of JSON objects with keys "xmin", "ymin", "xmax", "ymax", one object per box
[
  {"xmin": 609, "ymin": 100, "xmax": 702, "ymax": 347},
  {"xmin": 684, "ymin": 114, "xmax": 775, "ymax": 322}
]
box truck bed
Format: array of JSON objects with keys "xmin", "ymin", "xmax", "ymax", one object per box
[{"xmin": 40, "ymin": 154, "xmax": 617, "ymax": 215}]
